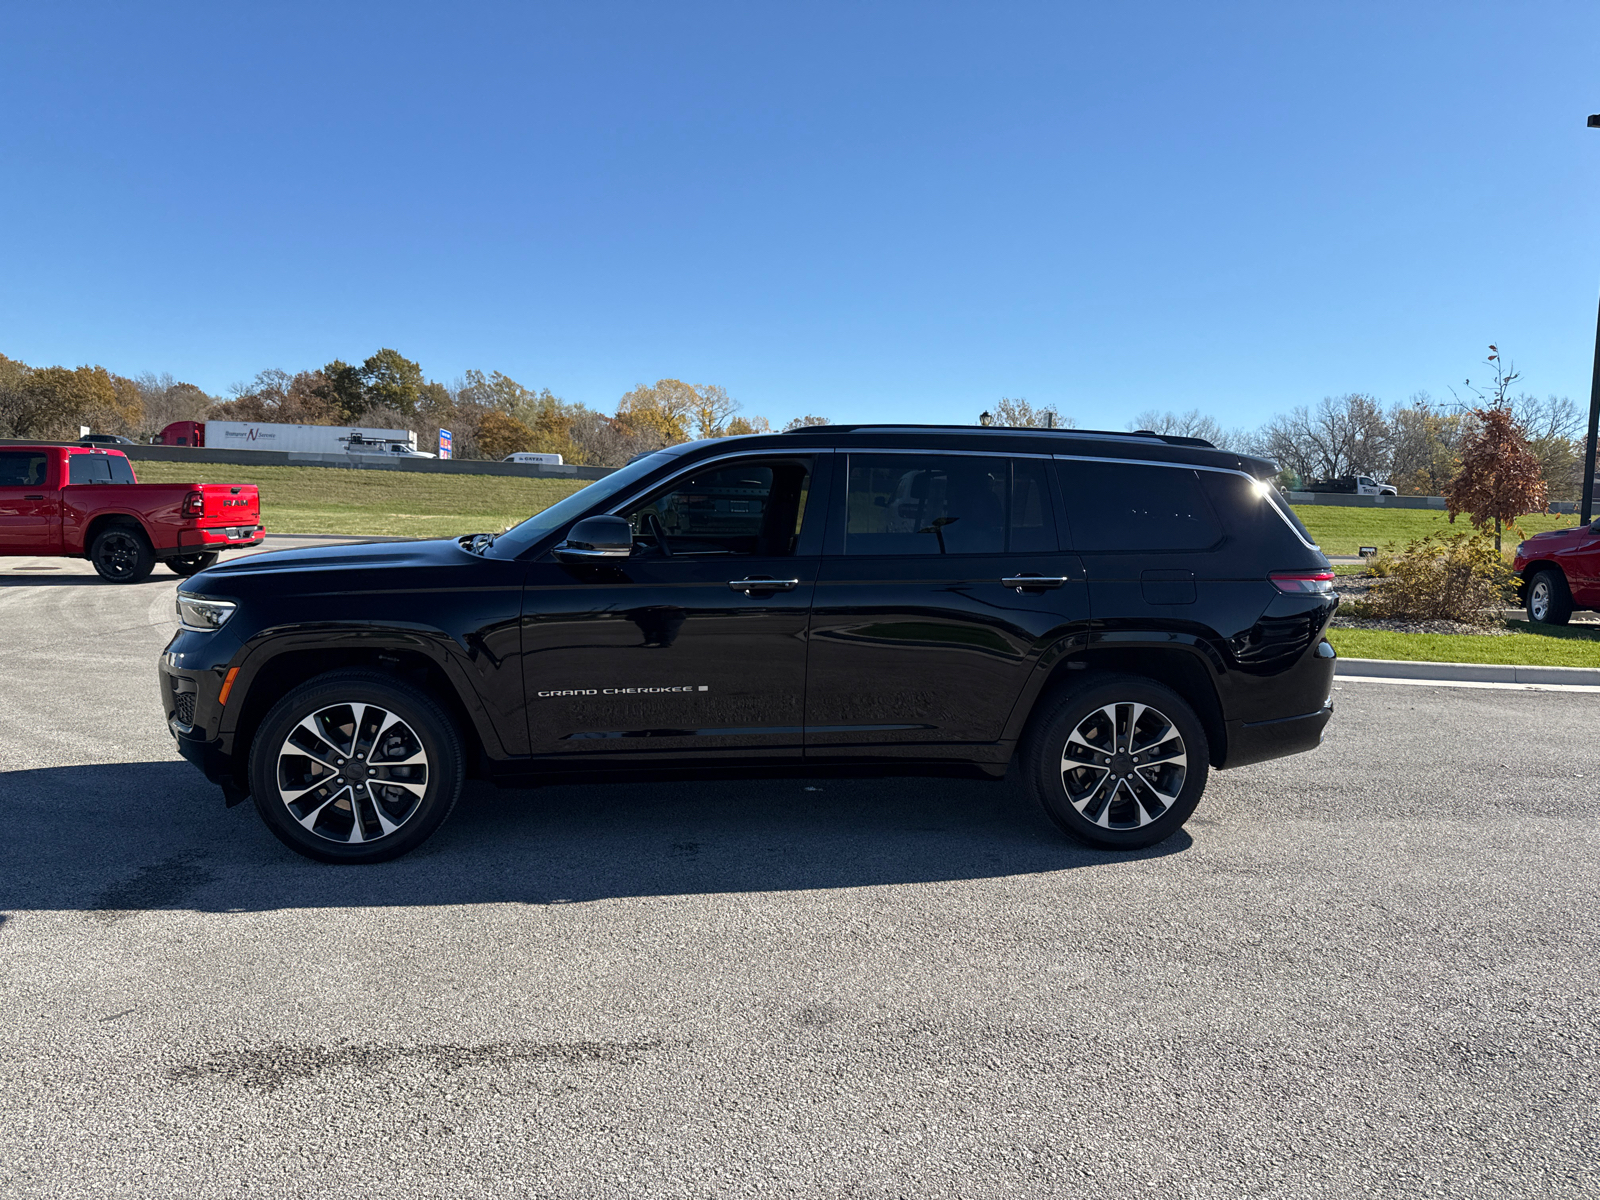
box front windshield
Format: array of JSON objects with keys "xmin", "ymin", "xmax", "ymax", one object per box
[{"xmin": 489, "ymin": 448, "xmax": 684, "ymax": 556}]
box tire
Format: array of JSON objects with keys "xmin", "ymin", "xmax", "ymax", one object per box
[
  {"xmin": 89, "ymin": 524, "xmax": 155, "ymax": 583},
  {"xmin": 1021, "ymin": 673, "xmax": 1209, "ymax": 850},
  {"xmin": 249, "ymin": 670, "xmax": 466, "ymax": 864},
  {"xmin": 166, "ymin": 552, "xmax": 220, "ymax": 577},
  {"xmin": 1526, "ymin": 569, "xmax": 1573, "ymax": 626}
]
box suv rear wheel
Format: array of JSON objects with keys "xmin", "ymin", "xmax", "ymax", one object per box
[
  {"xmin": 249, "ymin": 670, "xmax": 465, "ymax": 864},
  {"xmin": 1022, "ymin": 673, "xmax": 1209, "ymax": 849},
  {"xmin": 1526, "ymin": 569, "xmax": 1573, "ymax": 626}
]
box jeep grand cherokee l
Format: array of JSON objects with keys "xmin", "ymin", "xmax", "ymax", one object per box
[{"xmin": 158, "ymin": 424, "xmax": 1337, "ymax": 864}]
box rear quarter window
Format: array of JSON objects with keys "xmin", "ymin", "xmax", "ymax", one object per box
[
  {"xmin": 1199, "ymin": 472, "xmax": 1319, "ymax": 558},
  {"xmin": 1057, "ymin": 460, "xmax": 1221, "ymax": 552}
]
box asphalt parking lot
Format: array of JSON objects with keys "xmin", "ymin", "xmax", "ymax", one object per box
[{"xmin": 2, "ymin": 542, "xmax": 1597, "ymax": 1199}]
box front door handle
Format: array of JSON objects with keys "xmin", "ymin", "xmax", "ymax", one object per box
[
  {"xmin": 1001, "ymin": 574, "xmax": 1070, "ymax": 592},
  {"xmin": 729, "ymin": 577, "xmax": 800, "ymax": 593}
]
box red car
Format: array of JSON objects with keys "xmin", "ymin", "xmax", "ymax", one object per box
[
  {"xmin": 0, "ymin": 444, "xmax": 263, "ymax": 581},
  {"xmin": 1514, "ymin": 520, "xmax": 1600, "ymax": 624}
]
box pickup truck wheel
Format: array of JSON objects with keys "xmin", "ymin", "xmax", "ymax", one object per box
[
  {"xmin": 89, "ymin": 525, "xmax": 155, "ymax": 583},
  {"xmin": 167, "ymin": 552, "xmax": 220, "ymax": 577},
  {"xmin": 1527, "ymin": 570, "xmax": 1573, "ymax": 626},
  {"xmin": 249, "ymin": 671, "xmax": 465, "ymax": 864},
  {"xmin": 1022, "ymin": 674, "xmax": 1209, "ymax": 850}
]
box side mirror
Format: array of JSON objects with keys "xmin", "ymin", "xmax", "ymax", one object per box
[{"xmin": 554, "ymin": 514, "xmax": 634, "ymax": 562}]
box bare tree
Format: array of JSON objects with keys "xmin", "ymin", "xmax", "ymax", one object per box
[
  {"xmin": 133, "ymin": 372, "xmax": 213, "ymax": 439},
  {"xmin": 783, "ymin": 414, "xmax": 830, "ymax": 431},
  {"xmin": 991, "ymin": 397, "xmax": 1075, "ymax": 429}
]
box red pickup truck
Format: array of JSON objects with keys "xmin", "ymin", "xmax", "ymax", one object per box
[{"xmin": 0, "ymin": 445, "xmax": 264, "ymax": 581}]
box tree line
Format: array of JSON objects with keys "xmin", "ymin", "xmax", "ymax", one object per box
[
  {"xmin": 0, "ymin": 348, "xmax": 830, "ymax": 467},
  {"xmin": 0, "ymin": 343, "xmax": 1586, "ymax": 496}
]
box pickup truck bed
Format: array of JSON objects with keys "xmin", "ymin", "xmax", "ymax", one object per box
[{"xmin": 0, "ymin": 445, "xmax": 264, "ymax": 581}]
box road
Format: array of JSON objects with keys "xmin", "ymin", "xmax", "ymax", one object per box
[{"xmin": 2, "ymin": 542, "xmax": 1597, "ymax": 1198}]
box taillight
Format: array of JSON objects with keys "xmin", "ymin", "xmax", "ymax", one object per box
[
  {"xmin": 182, "ymin": 491, "xmax": 204, "ymax": 518},
  {"xmin": 1270, "ymin": 570, "xmax": 1335, "ymax": 594}
]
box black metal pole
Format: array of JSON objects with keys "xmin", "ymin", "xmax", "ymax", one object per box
[{"xmin": 1584, "ymin": 290, "xmax": 1600, "ymax": 524}]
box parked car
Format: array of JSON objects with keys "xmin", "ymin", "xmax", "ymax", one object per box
[
  {"xmin": 80, "ymin": 433, "xmax": 138, "ymax": 446},
  {"xmin": 159, "ymin": 423, "xmax": 1338, "ymax": 864},
  {"xmin": 1302, "ymin": 475, "xmax": 1398, "ymax": 497},
  {"xmin": 1514, "ymin": 520, "xmax": 1600, "ymax": 624},
  {"xmin": 0, "ymin": 445, "xmax": 263, "ymax": 580}
]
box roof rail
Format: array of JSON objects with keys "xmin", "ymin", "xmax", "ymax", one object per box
[{"xmin": 776, "ymin": 423, "xmax": 1216, "ymax": 449}]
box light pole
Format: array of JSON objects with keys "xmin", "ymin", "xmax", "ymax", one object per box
[{"xmin": 1583, "ymin": 114, "xmax": 1600, "ymax": 525}]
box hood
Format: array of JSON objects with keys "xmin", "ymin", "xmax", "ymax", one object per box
[{"xmin": 184, "ymin": 537, "xmax": 477, "ymax": 598}]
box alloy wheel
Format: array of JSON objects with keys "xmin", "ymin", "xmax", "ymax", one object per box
[
  {"xmin": 1059, "ymin": 701, "xmax": 1187, "ymax": 829},
  {"xmin": 1529, "ymin": 578, "xmax": 1550, "ymax": 622},
  {"xmin": 276, "ymin": 702, "xmax": 430, "ymax": 844},
  {"xmin": 98, "ymin": 530, "xmax": 142, "ymax": 579}
]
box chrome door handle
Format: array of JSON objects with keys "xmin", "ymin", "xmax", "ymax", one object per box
[
  {"xmin": 1001, "ymin": 575, "xmax": 1070, "ymax": 591},
  {"xmin": 729, "ymin": 577, "xmax": 800, "ymax": 593}
]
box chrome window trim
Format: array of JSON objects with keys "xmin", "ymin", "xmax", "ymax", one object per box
[
  {"xmin": 1052, "ymin": 453, "xmax": 1320, "ymax": 552},
  {"xmin": 833, "ymin": 446, "xmax": 1053, "ymax": 459}
]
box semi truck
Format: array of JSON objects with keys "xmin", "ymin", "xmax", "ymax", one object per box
[{"xmin": 154, "ymin": 421, "xmax": 420, "ymax": 454}]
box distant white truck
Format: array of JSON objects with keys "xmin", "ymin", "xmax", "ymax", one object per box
[
  {"xmin": 1302, "ymin": 474, "xmax": 1399, "ymax": 497},
  {"xmin": 155, "ymin": 421, "xmax": 422, "ymax": 455},
  {"xmin": 503, "ymin": 452, "xmax": 565, "ymax": 466}
]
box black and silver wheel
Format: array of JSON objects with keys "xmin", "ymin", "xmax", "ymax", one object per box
[
  {"xmin": 89, "ymin": 524, "xmax": 155, "ymax": 583},
  {"xmin": 249, "ymin": 671, "xmax": 465, "ymax": 864},
  {"xmin": 1526, "ymin": 569, "xmax": 1572, "ymax": 626},
  {"xmin": 1023, "ymin": 673, "xmax": 1209, "ymax": 849},
  {"xmin": 167, "ymin": 552, "xmax": 220, "ymax": 577}
]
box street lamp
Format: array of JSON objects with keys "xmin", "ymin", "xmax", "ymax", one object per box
[{"xmin": 1584, "ymin": 114, "xmax": 1600, "ymax": 524}]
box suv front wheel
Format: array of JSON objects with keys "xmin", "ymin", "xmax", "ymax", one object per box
[
  {"xmin": 249, "ymin": 670, "xmax": 465, "ymax": 864},
  {"xmin": 1023, "ymin": 673, "xmax": 1209, "ymax": 850}
]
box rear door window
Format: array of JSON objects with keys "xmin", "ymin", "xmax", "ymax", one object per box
[
  {"xmin": 843, "ymin": 455, "xmax": 1056, "ymax": 556},
  {"xmin": 0, "ymin": 452, "xmax": 48, "ymax": 487},
  {"xmin": 1056, "ymin": 460, "xmax": 1221, "ymax": 552},
  {"xmin": 68, "ymin": 455, "xmax": 114, "ymax": 485}
]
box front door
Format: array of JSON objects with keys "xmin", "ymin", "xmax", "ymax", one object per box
[
  {"xmin": 804, "ymin": 452, "xmax": 1088, "ymax": 758},
  {"xmin": 0, "ymin": 450, "xmax": 58, "ymax": 555},
  {"xmin": 520, "ymin": 454, "xmax": 827, "ymax": 764}
]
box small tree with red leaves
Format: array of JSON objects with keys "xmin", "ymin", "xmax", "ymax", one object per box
[{"xmin": 1445, "ymin": 348, "xmax": 1547, "ymax": 551}]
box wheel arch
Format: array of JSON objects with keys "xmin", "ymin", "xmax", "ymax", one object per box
[
  {"xmin": 221, "ymin": 638, "xmax": 499, "ymax": 794},
  {"xmin": 82, "ymin": 511, "xmax": 152, "ymax": 556},
  {"xmin": 1008, "ymin": 635, "xmax": 1229, "ymax": 768}
]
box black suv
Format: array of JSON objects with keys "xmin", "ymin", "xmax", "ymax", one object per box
[{"xmin": 160, "ymin": 425, "xmax": 1337, "ymax": 863}]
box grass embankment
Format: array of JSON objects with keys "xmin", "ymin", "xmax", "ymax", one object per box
[
  {"xmin": 1291, "ymin": 505, "xmax": 1577, "ymax": 557},
  {"xmin": 1328, "ymin": 623, "xmax": 1600, "ymax": 669},
  {"xmin": 132, "ymin": 461, "xmax": 590, "ymax": 538}
]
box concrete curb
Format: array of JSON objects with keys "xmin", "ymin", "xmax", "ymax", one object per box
[{"xmin": 1335, "ymin": 657, "xmax": 1600, "ymax": 686}]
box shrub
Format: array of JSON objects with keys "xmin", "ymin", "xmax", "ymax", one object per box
[{"xmin": 1343, "ymin": 531, "xmax": 1514, "ymax": 626}]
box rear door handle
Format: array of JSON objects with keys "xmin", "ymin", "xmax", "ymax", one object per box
[
  {"xmin": 1001, "ymin": 574, "xmax": 1069, "ymax": 591},
  {"xmin": 24, "ymin": 495, "xmax": 44, "ymax": 500},
  {"xmin": 729, "ymin": 577, "xmax": 800, "ymax": 593}
]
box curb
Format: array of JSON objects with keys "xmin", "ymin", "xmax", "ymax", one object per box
[{"xmin": 1335, "ymin": 657, "xmax": 1600, "ymax": 687}]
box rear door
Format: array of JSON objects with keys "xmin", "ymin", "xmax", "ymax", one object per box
[
  {"xmin": 803, "ymin": 451, "xmax": 1087, "ymax": 758},
  {"xmin": 0, "ymin": 450, "xmax": 60, "ymax": 554},
  {"xmin": 520, "ymin": 453, "xmax": 826, "ymax": 763}
]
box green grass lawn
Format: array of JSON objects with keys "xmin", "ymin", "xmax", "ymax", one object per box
[
  {"xmin": 1292, "ymin": 505, "xmax": 1577, "ymax": 557},
  {"xmin": 1328, "ymin": 622, "xmax": 1600, "ymax": 668},
  {"xmin": 131, "ymin": 460, "xmax": 592, "ymax": 537}
]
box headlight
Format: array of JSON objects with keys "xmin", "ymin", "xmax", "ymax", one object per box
[{"xmin": 176, "ymin": 593, "xmax": 237, "ymax": 632}]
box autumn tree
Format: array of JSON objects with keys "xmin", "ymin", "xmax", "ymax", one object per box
[
  {"xmin": 1445, "ymin": 349, "xmax": 1547, "ymax": 551},
  {"xmin": 783, "ymin": 414, "xmax": 830, "ymax": 431},
  {"xmin": 993, "ymin": 397, "xmax": 1074, "ymax": 429},
  {"xmin": 616, "ymin": 379, "xmax": 697, "ymax": 448},
  {"xmin": 476, "ymin": 410, "xmax": 537, "ymax": 459}
]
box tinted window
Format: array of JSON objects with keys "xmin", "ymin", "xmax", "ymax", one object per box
[
  {"xmin": 108, "ymin": 455, "xmax": 135, "ymax": 484},
  {"xmin": 844, "ymin": 455, "xmax": 1056, "ymax": 556},
  {"xmin": 625, "ymin": 460, "xmax": 811, "ymax": 557},
  {"xmin": 1058, "ymin": 461, "xmax": 1220, "ymax": 552},
  {"xmin": 0, "ymin": 452, "xmax": 48, "ymax": 487},
  {"xmin": 1201, "ymin": 472, "xmax": 1318, "ymax": 552},
  {"xmin": 68, "ymin": 455, "xmax": 114, "ymax": 485}
]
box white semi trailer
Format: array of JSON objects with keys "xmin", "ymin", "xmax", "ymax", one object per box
[{"xmin": 156, "ymin": 421, "xmax": 420, "ymax": 454}]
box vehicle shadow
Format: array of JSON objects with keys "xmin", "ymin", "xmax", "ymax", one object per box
[
  {"xmin": 0, "ymin": 574, "xmax": 180, "ymax": 588},
  {"xmin": 0, "ymin": 761, "xmax": 1190, "ymax": 915}
]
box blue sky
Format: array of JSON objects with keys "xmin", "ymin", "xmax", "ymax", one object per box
[{"xmin": 3, "ymin": 2, "xmax": 1599, "ymax": 432}]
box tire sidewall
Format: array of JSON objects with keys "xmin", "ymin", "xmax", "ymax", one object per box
[
  {"xmin": 249, "ymin": 672, "xmax": 464, "ymax": 864},
  {"xmin": 1025, "ymin": 674, "xmax": 1209, "ymax": 850}
]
